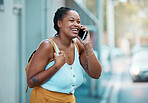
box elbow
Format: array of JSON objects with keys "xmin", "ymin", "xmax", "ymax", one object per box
[
  {"xmin": 96, "ymin": 66, "xmax": 102, "ymax": 79},
  {"xmin": 27, "ymin": 78, "xmax": 34, "ymax": 88},
  {"xmin": 96, "ymin": 73, "xmax": 101, "ymax": 79},
  {"xmin": 90, "ymin": 72, "xmax": 101, "ymax": 79},
  {"xmin": 92, "ymin": 73, "xmax": 101, "ymax": 79},
  {"xmin": 27, "ymin": 84, "xmax": 34, "ymax": 88},
  {"xmin": 91, "ymin": 67, "xmax": 102, "ymax": 79}
]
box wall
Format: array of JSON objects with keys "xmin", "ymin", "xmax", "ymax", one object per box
[
  {"xmin": 0, "ymin": 0, "xmax": 20, "ymax": 103},
  {"xmin": 47, "ymin": 0, "xmax": 65, "ymax": 37},
  {"xmin": 0, "ymin": 0, "xmax": 66, "ymax": 103},
  {"xmin": 25, "ymin": 0, "xmax": 65, "ymax": 102}
]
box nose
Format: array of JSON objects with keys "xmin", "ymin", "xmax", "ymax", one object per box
[{"xmin": 73, "ymin": 21, "xmax": 81, "ymax": 27}]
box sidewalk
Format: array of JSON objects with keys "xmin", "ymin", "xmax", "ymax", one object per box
[
  {"xmin": 75, "ymin": 69, "xmax": 113, "ymax": 103},
  {"xmin": 75, "ymin": 56, "xmax": 129, "ymax": 103},
  {"xmin": 108, "ymin": 56, "xmax": 130, "ymax": 103},
  {"xmin": 75, "ymin": 75, "xmax": 113, "ymax": 103},
  {"xmin": 75, "ymin": 84, "xmax": 101, "ymax": 103}
]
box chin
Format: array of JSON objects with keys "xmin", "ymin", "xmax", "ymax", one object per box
[
  {"xmin": 69, "ymin": 33, "xmax": 78, "ymax": 39},
  {"xmin": 72, "ymin": 35, "xmax": 78, "ymax": 38}
]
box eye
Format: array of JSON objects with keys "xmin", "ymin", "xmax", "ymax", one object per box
[
  {"xmin": 77, "ymin": 20, "xmax": 80, "ymax": 24},
  {"xmin": 69, "ymin": 20, "xmax": 74, "ymax": 22}
]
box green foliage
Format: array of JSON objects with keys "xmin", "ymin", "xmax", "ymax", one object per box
[
  {"xmin": 86, "ymin": 0, "xmax": 97, "ymax": 16},
  {"xmin": 115, "ymin": 3, "xmax": 138, "ymax": 37}
]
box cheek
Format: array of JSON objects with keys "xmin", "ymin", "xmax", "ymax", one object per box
[{"xmin": 65, "ymin": 22, "xmax": 72, "ymax": 27}]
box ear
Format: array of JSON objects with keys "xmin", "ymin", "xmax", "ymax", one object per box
[{"xmin": 57, "ymin": 20, "xmax": 62, "ymax": 28}]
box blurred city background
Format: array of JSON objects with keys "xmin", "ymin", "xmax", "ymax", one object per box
[{"xmin": 0, "ymin": 0, "xmax": 148, "ymax": 103}]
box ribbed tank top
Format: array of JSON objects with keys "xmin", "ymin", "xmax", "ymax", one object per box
[{"xmin": 41, "ymin": 39, "xmax": 83, "ymax": 94}]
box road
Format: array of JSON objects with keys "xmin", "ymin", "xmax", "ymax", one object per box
[
  {"xmin": 109, "ymin": 56, "xmax": 148, "ymax": 103},
  {"xmin": 75, "ymin": 56, "xmax": 148, "ymax": 103}
]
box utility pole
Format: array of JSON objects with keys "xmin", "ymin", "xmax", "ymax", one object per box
[
  {"xmin": 96, "ymin": 0, "xmax": 104, "ymax": 97},
  {"xmin": 106, "ymin": 0, "xmax": 115, "ymax": 49}
]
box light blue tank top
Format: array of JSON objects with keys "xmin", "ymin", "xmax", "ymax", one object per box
[{"xmin": 41, "ymin": 39, "xmax": 83, "ymax": 94}]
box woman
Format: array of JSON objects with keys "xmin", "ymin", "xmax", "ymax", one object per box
[{"xmin": 27, "ymin": 7, "xmax": 102, "ymax": 103}]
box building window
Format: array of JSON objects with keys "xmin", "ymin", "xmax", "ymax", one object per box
[
  {"xmin": 13, "ymin": 0, "xmax": 22, "ymax": 15},
  {"xmin": 0, "ymin": 0, "xmax": 4, "ymax": 12}
]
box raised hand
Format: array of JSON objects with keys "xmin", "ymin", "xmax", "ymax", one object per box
[{"xmin": 77, "ymin": 25, "xmax": 91, "ymax": 45}]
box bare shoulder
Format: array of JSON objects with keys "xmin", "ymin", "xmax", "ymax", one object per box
[
  {"xmin": 36, "ymin": 38, "xmax": 54, "ymax": 59},
  {"xmin": 39, "ymin": 39, "xmax": 53, "ymax": 50}
]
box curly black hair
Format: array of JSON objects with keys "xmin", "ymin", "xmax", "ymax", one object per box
[{"xmin": 53, "ymin": 7, "xmax": 76, "ymax": 34}]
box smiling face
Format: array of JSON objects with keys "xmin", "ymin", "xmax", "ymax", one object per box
[{"xmin": 58, "ymin": 10, "xmax": 81, "ymax": 39}]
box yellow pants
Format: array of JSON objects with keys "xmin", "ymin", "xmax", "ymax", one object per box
[{"xmin": 29, "ymin": 86, "xmax": 76, "ymax": 103}]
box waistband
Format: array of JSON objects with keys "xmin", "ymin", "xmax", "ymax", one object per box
[{"xmin": 30, "ymin": 86, "xmax": 75, "ymax": 103}]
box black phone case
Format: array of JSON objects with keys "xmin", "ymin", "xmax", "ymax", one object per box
[{"xmin": 78, "ymin": 29, "xmax": 88, "ymax": 40}]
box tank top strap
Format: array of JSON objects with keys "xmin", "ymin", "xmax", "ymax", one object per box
[
  {"xmin": 48, "ymin": 38, "xmax": 79, "ymax": 55},
  {"xmin": 72, "ymin": 38, "xmax": 79, "ymax": 54},
  {"xmin": 47, "ymin": 38, "xmax": 60, "ymax": 55}
]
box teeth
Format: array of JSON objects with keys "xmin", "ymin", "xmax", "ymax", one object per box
[{"xmin": 72, "ymin": 29, "xmax": 78, "ymax": 31}]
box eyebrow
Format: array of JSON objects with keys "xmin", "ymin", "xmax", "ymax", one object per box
[
  {"xmin": 68, "ymin": 17, "xmax": 74, "ymax": 19},
  {"xmin": 68, "ymin": 17, "xmax": 80, "ymax": 20}
]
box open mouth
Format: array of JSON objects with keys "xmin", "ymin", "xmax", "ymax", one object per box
[{"xmin": 71, "ymin": 28, "xmax": 79, "ymax": 33}]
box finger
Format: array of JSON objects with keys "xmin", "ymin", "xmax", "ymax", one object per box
[
  {"xmin": 81, "ymin": 26, "xmax": 85, "ymax": 30},
  {"xmin": 81, "ymin": 25, "xmax": 84, "ymax": 28},
  {"xmin": 54, "ymin": 53, "xmax": 57, "ymax": 58},
  {"xmin": 77, "ymin": 37, "xmax": 85, "ymax": 45},
  {"xmin": 77, "ymin": 36, "xmax": 82, "ymax": 42}
]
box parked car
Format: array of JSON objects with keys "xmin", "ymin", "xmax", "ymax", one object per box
[
  {"xmin": 132, "ymin": 45, "xmax": 148, "ymax": 54},
  {"xmin": 130, "ymin": 51, "xmax": 148, "ymax": 82}
]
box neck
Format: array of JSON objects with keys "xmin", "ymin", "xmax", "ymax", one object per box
[{"xmin": 57, "ymin": 35, "xmax": 73, "ymax": 48}]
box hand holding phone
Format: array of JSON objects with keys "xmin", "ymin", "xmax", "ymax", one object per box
[{"xmin": 78, "ymin": 29, "xmax": 88, "ymax": 40}]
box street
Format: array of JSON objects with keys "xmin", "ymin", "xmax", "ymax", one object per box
[
  {"xmin": 109, "ymin": 56, "xmax": 148, "ymax": 103},
  {"xmin": 76, "ymin": 56, "xmax": 148, "ymax": 103}
]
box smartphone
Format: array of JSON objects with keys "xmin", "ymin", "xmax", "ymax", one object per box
[{"xmin": 78, "ymin": 29, "xmax": 88, "ymax": 40}]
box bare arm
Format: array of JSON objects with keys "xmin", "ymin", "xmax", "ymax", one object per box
[
  {"xmin": 27, "ymin": 40, "xmax": 65, "ymax": 88},
  {"xmin": 77, "ymin": 26, "xmax": 102, "ymax": 79},
  {"xmin": 77, "ymin": 40, "xmax": 102, "ymax": 79}
]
